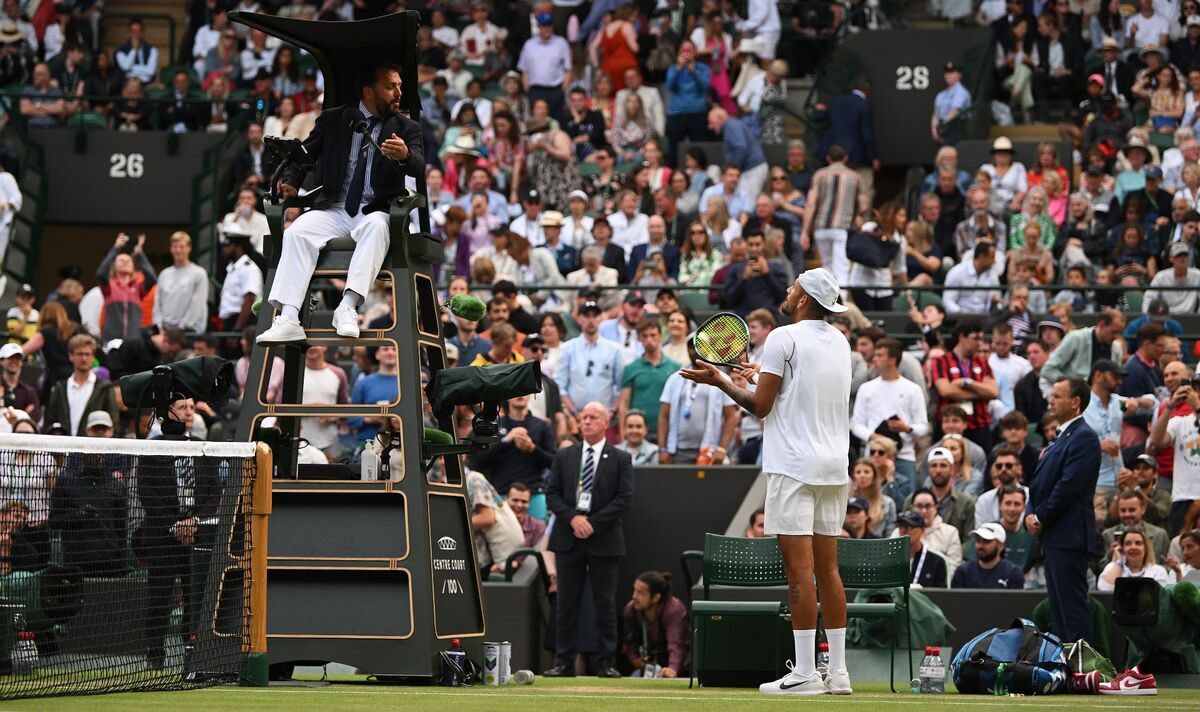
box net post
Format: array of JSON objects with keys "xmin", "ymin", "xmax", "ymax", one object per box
[{"xmin": 242, "ymin": 441, "xmax": 273, "ymax": 686}]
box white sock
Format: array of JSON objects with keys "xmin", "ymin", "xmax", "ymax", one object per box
[
  {"xmin": 340, "ymin": 290, "xmax": 362, "ymax": 310},
  {"xmin": 280, "ymin": 304, "xmax": 300, "ymax": 322},
  {"xmin": 826, "ymin": 627, "xmax": 847, "ymax": 673},
  {"xmin": 793, "ymin": 629, "xmax": 816, "ymax": 677}
]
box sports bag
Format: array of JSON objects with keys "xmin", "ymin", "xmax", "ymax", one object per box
[
  {"xmin": 1063, "ymin": 639, "xmax": 1117, "ymax": 682},
  {"xmin": 951, "ymin": 618, "xmax": 1070, "ymax": 695},
  {"xmin": 845, "ymin": 230, "xmax": 900, "ymax": 269}
]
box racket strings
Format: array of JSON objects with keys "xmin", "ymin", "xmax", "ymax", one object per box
[{"xmin": 696, "ymin": 317, "xmax": 750, "ymax": 362}]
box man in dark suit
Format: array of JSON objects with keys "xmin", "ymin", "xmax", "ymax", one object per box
[
  {"xmin": 1025, "ymin": 378, "xmax": 1101, "ymax": 644},
  {"xmin": 134, "ymin": 397, "xmax": 221, "ymax": 670},
  {"xmin": 812, "ymin": 80, "xmax": 880, "ymax": 202},
  {"xmin": 1031, "ymin": 13, "xmax": 1083, "ymax": 118},
  {"xmin": 1095, "ymin": 37, "xmax": 1134, "ymax": 107},
  {"xmin": 543, "ymin": 401, "xmax": 634, "ymax": 678},
  {"xmin": 257, "ymin": 62, "xmax": 424, "ymax": 345}
]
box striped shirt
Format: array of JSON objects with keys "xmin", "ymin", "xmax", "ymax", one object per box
[
  {"xmin": 808, "ymin": 164, "xmax": 862, "ymax": 231},
  {"xmin": 929, "ymin": 351, "xmax": 994, "ymax": 431}
]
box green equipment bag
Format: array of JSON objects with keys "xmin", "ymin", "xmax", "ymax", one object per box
[{"xmin": 1063, "ymin": 639, "xmax": 1117, "ymax": 682}]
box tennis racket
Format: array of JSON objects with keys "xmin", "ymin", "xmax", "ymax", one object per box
[{"xmin": 693, "ymin": 313, "xmax": 756, "ymax": 381}]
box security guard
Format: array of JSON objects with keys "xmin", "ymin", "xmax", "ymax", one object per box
[{"xmin": 218, "ymin": 229, "xmax": 263, "ymax": 332}]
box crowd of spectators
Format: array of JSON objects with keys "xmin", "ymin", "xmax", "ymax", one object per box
[{"xmin": 7, "ymin": 0, "xmax": 1200, "ymax": 678}]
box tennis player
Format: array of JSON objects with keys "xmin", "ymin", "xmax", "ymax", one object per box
[{"xmin": 682, "ymin": 268, "xmax": 853, "ymax": 695}]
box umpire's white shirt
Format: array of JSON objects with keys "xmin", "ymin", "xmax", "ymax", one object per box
[{"xmin": 759, "ymin": 319, "xmax": 851, "ymax": 484}]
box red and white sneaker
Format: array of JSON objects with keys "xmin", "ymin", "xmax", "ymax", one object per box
[
  {"xmin": 1098, "ymin": 667, "xmax": 1157, "ymax": 696},
  {"xmin": 1068, "ymin": 670, "xmax": 1100, "ymax": 694}
]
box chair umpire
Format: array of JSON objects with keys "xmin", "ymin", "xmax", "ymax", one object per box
[{"xmin": 256, "ymin": 61, "xmax": 424, "ymax": 345}]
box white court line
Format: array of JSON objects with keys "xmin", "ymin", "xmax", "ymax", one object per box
[{"xmin": 210, "ymin": 686, "xmax": 1200, "ymax": 707}]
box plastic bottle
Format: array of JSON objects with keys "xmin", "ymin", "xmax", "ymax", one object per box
[
  {"xmin": 12, "ymin": 630, "xmax": 37, "ymax": 676},
  {"xmin": 816, "ymin": 641, "xmax": 830, "ymax": 677},
  {"xmin": 926, "ymin": 647, "xmax": 946, "ymax": 694},
  {"xmin": 361, "ymin": 441, "xmax": 380, "ymax": 480},
  {"xmin": 918, "ymin": 646, "xmax": 935, "ymax": 693},
  {"xmin": 441, "ymin": 638, "xmax": 468, "ymax": 686}
]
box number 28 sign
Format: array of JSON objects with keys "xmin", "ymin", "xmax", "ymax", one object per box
[{"xmin": 895, "ymin": 65, "xmax": 929, "ymax": 90}]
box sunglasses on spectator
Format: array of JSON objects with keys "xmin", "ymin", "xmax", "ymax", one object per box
[
  {"xmin": 869, "ymin": 448, "xmax": 887, "ymax": 456},
  {"xmin": 690, "ymin": 228, "xmax": 706, "ymax": 235},
  {"xmin": 994, "ymin": 462, "xmax": 1017, "ymax": 470},
  {"xmin": 528, "ymin": 345, "xmax": 545, "ymax": 353}
]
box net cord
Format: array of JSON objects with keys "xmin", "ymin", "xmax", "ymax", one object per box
[{"xmin": 0, "ymin": 434, "xmax": 258, "ymax": 459}]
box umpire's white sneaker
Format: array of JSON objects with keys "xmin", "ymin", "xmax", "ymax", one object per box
[
  {"xmin": 257, "ymin": 316, "xmax": 306, "ymax": 345},
  {"xmin": 759, "ymin": 671, "xmax": 827, "ymax": 695},
  {"xmin": 332, "ymin": 306, "xmax": 360, "ymax": 338},
  {"xmin": 825, "ymin": 669, "xmax": 853, "ymax": 695}
]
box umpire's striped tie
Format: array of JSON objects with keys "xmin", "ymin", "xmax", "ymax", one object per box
[{"xmin": 581, "ymin": 446, "xmax": 595, "ymax": 492}]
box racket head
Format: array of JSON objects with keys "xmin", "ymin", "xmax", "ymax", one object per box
[{"xmin": 693, "ymin": 312, "xmax": 752, "ymax": 369}]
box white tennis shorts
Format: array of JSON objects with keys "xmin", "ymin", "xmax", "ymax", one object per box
[{"xmin": 763, "ymin": 475, "xmax": 849, "ymax": 537}]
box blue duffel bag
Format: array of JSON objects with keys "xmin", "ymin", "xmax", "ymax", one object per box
[{"xmin": 951, "ymin": 618, "xmax": 1070, "ymax": 695}]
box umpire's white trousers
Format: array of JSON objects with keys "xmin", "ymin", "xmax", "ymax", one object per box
[
  {"xmin": 814, "ymin": 228, "xmax": 849, "ymax": 288},
  {"xmin": 268, "ymin": 207, "xmax": 390, "ymax": 311}
]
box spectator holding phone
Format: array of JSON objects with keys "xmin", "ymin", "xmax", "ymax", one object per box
[
  {"xmin": 1098, "ymin": 528, "xmax": 1174, "ymax": 590},
  {"xmin": 1148, "ymin": 375, "xmax": 1200, "ymax": 533}
]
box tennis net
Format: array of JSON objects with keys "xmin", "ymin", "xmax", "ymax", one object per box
[{"xmin": 0, "ymin": 434, "xmax": 266, "ymax": 700}]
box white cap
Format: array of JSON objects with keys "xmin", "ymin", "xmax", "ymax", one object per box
[
  {"xmin": 567, "ymin": 189, "xmax": 589, "ymax": 203},
  {"xmin": 86, "ymin": 411, "xmax": 114, "ymax": 430},
  {"xmin": 969, "ymin": 522, "xmax": 1007, "ymax": 544},
  {"xmin": 926, "ymin": 446, "xmax": 954, "ymax": 465},
  {"xmin": 0, "ymin": 343, "xmax": 22, "ymax": 359},
  {"xmin": 1189, "ymin": 14, "xmax": 1200, "ymax": 27},
  {"xmin": 796, "ymin": 268, "xmax": 847, "ymax": 313}
]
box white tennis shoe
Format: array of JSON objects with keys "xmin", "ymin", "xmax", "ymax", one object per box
[
  {"xmin": 256, "ymin": 316, "xmax": 306, "ymax": 345},
  {"xmin": 333, "ymin": 306, "xmax": 360, "ymax": 338},
  {"xmin": 825, "ymin": 668, "xmax": 853, "ymax": 695},
  {"xmin": 759, "ymin": 670, "xmax": 827, "ymax": 695}
]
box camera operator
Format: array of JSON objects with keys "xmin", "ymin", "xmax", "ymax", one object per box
[{"xmin": 133, "ymin": 395, "xmax": 220, "ymax": 671}]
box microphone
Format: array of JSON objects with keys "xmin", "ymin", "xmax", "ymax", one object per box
[
  {"xmin": 346, "ymin": 106, "xmax": 398, "ymax": 163},
  {"xmin": 445, "ymin": 294, "xmax": 486, "ymax": 322}
]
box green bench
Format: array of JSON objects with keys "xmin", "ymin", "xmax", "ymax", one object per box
[{"xmin": 684, "ymin": 533, "xmax": 913, "ymax": 691}]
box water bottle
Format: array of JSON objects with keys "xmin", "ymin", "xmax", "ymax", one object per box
[
  {"xmin": 11, "ymin": 629, "xmax": 37, "ymax": 676},
  {"xmin": 918, "ymin": 646, "xmax": 935, "ymax": 693},
  {"xmin": 816, "ymin": 641, "xmax": 830, "ymax": 677},
  {"xmin": 920, "ymin": 646, "xmax": 945, "ymax": 694},
  {"xmin": 440, "ymin": 638, "xmax": 468, "ymax": 686},
  {"xmin": 361, "ymin": 440, "xmax": 380, "ymax": 480}
]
